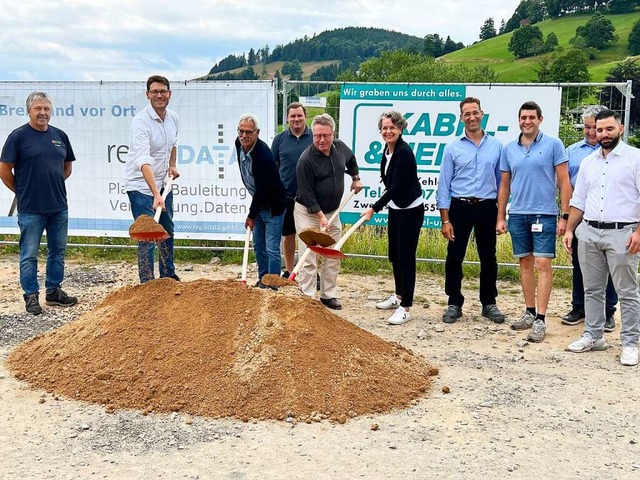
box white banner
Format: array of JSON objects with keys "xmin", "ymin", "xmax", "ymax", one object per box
[
  {"xmin": 338, "ymin": 83, "xmax": 563, "ymax": 227},
  {"xmin": 0, "ymin": 81, "xmax": 276, "ymax": 240}
]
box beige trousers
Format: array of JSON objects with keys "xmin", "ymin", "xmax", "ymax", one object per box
[{"xmin": 293, "ymin": 202, "xmax": 342, "ymax": 299}]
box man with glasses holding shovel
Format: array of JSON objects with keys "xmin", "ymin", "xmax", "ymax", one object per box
[
  {"xmin": 125, "ymin": 75, "xmax": 180, "ymax": 283},
  {"xmin": 294, "ymin": 114, "xmax": 363, "ymax": 310}
]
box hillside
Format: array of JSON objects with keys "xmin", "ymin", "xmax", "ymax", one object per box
[
  {"xmin": 441, "ymin": 12, "xmax": 640, "ymax": 82},
  {"xmin": 200, "ymin": 27, "xmax": 429, "ymax": 81}
]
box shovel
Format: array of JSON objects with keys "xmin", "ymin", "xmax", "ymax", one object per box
[
  {"xmin": 287, "ymin": 197, "xmax": 353, "ymax": 283},
  {"xmin": 298, "ymin": 190, "xmax": 356, "ymax": 247},
  {"xmin": 129, "ymin": 175, "xmax": 174, "ymax": 241},
  {"xmin": 309, "ymin": 215, "xmax": 368, "ymax": 260},
  {"xmin": 240, "ymin": 227, "xmax": 252, "ymax": 285}
]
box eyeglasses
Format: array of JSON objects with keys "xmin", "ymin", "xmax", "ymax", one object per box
[
  {"xmin": 380, "ymin": 126, "xmax": 399, "ymax": 132},
  {"xmin": 148, "ymin": 89, "xmax": 170, "ymax": 96},
  {"xmin": 238, "ymin": 128, "xmax": 257, "ymax": 136},
  {"xmin": 313, "ymin": 134, "xmax": 333, "ymax": 140}
]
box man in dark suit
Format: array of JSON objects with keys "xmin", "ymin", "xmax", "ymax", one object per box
[{"xmin": 235, "ymin": 113, "xmax": 287, "ymax": 288}]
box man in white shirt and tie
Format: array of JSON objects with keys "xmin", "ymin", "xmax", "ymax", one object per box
[{"xmin": 563, "ymin": 109, "xmax": 640, "ymax": 366}]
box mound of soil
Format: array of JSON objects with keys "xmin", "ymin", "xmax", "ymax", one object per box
[
  {"xmin": 129, "ymin": 214, "xmax": 167, "ymax": 240},
  {"xmin": 8, "ymin": 279, "xmax": 436, "ymax": 422}
]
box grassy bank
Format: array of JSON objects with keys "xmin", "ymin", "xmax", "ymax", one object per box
[{"xmin": 0, "ymin": 226, "xmax": 573, "ymax": 287}]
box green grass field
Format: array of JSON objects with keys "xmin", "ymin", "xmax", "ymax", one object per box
[
  {"xmin": 0, "ymin": 225, "xmax": 574, "ymax": 288},
  {"xmin": 442, "ymin": 12, "xmax": 640, "ymax": 82}
]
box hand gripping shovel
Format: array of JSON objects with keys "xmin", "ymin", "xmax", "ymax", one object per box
[
  {"xmin": 309, "ymin": 215, "xmax": 368, "ymax": 260},
  {"xmin": 288, "ymin": 195, "xmax": 355, "ymax": 282},
  {"xmin": 298, "ymin": 190, "xmax": 356, "ymax": 247},
  {"xmin": 129, "ymin": 176, "xmax": 174, "ymax": 241},
  {"xmin": 240, "ymin": 227, "xmax": 252, "ymax": 285}
]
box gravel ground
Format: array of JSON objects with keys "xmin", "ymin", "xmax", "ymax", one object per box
[{"xmin": 1, "ymin": 258, "xmax": 639, "ymax": 479}]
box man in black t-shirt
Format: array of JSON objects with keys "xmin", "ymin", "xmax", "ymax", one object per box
[{"xmin": 0, "ymin": 91, "xmax": 78, "ymax": 315}]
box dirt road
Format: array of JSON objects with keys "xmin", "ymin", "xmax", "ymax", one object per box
[{"xmin": 1, "ymin": 259, "xmax": 638, "ymax": 479}]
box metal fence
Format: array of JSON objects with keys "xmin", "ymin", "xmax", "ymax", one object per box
[{"xmin": 1, "ymin": 80, "xmax": 634, "ymax": 263}]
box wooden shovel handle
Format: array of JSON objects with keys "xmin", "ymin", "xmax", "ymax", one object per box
[
  {"xmin": 153, "ymin": 175, "xmax": 174, "ymax": 223},
  {"xmin": 241, "ymin": 227, "xmax": 251, "ymax": 284},
  {"xmin": 289, "ymin": 190, "xmax": 356, "ymax": 280}
]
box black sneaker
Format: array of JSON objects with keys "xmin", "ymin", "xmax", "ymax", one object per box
[
  {"xmin": 170, "ymin": 274, "xmax": 180, "ymax": 281},
  {"xmin": 481, "ymin": 304, "xmax": 506, "ymax": 323},
  {"xmin": 320, "ymin": 297, "xmax": 342, "ymax": 310},
  {"xmin": 604, "ymin": 315, "xmax": 616, "ymax": 332},
  {"xmin": 281, "ymin": 271, "xmax": 291, "ymax": 279},
  {"xmin": 442, "ymin": 305, "xmax": 462, "ymax": 324},
  {"xmin": 24, "ymin": 293, "xmax": 42, "ymax": 315},
  {"xmin": 45, "ymin": 288, "xmax": 78, "ymax": 307},
  {"xmin": 561, "ymin": 307, "xmax": 585, "ymax": 325},
  {"xmin": 254, "ymin": 280, "xmax": 277, "ymax": 291}
]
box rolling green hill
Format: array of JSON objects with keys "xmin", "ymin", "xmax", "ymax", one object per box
[{"xmin": 442, "ymin": 12, "xmax": 639, "ymax": 82}]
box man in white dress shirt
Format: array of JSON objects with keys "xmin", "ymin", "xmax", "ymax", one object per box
[
  {"xmin": 125, "ymin": 75, "xmax": 180, "ymax": 283},
  {"xmin": 563, "ymin": 109, "xmax": 640, "ymax": 366}
]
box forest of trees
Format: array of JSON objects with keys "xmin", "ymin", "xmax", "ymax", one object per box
[
  {"xmin": 502, "ymin": 0, "xmax": 639, "ymax": 34},
  {"xmin": 205, "ymin": 27, "xmax": 466, "ymax": 82}
]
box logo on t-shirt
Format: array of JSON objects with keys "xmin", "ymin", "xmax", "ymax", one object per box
[{"xmin": 51, "ymin": 140, "xmax": 63, "ymax": 147}]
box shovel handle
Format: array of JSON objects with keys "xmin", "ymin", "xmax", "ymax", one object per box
[
  {"xmin": 241, "ymin": 227, "xmax": 251, "ymax": 284},
  {"xmin": 153, "ymin": 175, "xmax": 174, "ymax": 223},
  {"xmin": 324, "ymin": 189, "xmax": 355, "ymax": 228},
  {"xmin": 332, "ymin": 215, "xmax": 368, "ymax": 251},
  {"xmin": 289, "ymin": 192, "xmax": 359, "ymax": 281}
]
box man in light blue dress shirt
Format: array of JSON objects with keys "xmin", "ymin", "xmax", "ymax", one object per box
[{"xmin": 437, "ymin": 97, "xmax": 505, "ymax": 324}]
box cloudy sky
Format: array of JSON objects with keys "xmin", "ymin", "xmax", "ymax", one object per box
[{"xmin": 1, "ymin": 0, "xmax": 521, "ymax": 82}]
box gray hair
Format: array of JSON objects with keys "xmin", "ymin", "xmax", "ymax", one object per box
[
  {"xmin": 26, "ymin": 91, "xmax": 52, "ymax": 111},
  {"xmin": 378, "ymin": 111, "xmax": 407, "ymax": 131},
  {"xmin": 583, "ymin": 105, "xmax": 606, "ymax": 121},
  {"xmin": 311, "ymin": 113, "xmax": 335, "ymax": 131},
  {"xmin": 238, "ymin": 113, "xmax": 260, "ymax": 130}
]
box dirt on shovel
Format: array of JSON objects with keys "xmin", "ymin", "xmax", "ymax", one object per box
[
  {"xmin": 261, "ymin": 274, "xmax": 297, "ymax": 287},
  {"xmin": 298, "ymin": 227, "xmax": 335, "ymax": 247},
  {"xmin": 129, "ymin": 214, "xmax": 169, "ymax": 241}
]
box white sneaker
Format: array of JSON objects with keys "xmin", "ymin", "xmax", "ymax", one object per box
[
  {"xmin": 387, "ymin": 306, "xmax": 411, "ymax": 325},
  {"xmin": 376, "ymin": 294, "xmax": 400, "ymax": 310},
  {"xmin": 620, "ymin": 346, "xmax": 639, "ymax": 366},
  {"xmin": 567, "ymin": 334, "xmax": 608, "ymax": 353}
]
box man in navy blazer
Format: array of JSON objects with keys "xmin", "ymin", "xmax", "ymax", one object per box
[{"xmin": 235, "ymin": 113, "xmax": 287, "ymax": 288}]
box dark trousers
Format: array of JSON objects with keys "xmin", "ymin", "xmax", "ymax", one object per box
[
  {"xmin": 571, "ymin": 234, "xmax": 618, "ymax": 316},
  {"xmin": 445, "ymin": 198, "xmax": 498, "ymax": 307},
  {"xmin": 388, "ymin": 204, "xmax": 424, "ymax": 308}
]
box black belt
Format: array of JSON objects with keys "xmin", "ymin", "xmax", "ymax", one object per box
[
  {"xmin": 585, "ymin": 220, "xmax": 637, "ymax": 229},
  {"xmin": 453, "ymin": 197, "xmax": 494, "ymax": 204}
]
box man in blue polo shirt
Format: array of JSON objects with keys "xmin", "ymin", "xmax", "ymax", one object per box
[
  {"xmin": 271, "ymin": 102, "xmax": 312, "ymax": 277},
  {"xmin": 0, "ymin": 91, "xmax": 78, "ymax": 315},
  {"xmin": 497, "ymin": 101, "xmax": 571, "ymax": 342},
  {"xmin": 562, "ymin": 105, "xmax": 618, "ymax": 330},
  {"xmin": 437, "ymin": 96, "xmax": 505, "ymax": 324}
]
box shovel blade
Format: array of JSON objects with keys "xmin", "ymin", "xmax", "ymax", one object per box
[
  {"xmin": 130, "ymin": 230, "xmax": 170, "ymax": 241},
  {"xmin": 309, "ymin": 245, "xmax": 346, "ymax": 259}
]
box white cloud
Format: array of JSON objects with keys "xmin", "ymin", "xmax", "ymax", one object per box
[{"xmin": 0, "ymin": 0, "xmax": 521, "ymax": 81}]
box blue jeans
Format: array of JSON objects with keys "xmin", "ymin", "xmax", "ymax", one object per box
[
  {"xmin": 17, "ymin": 209, "xmax": 69, "ymax": 297},
  {"xmin": 253, "ymin": 209, "xmax": 284, "ymax": 280},
  {"xmin": 127, "ymin": 190, "xmax": 175, "ymax": 283},
  {"xmin": 508, "ymin": 214, "xmax": 557, "ymax": 258}
]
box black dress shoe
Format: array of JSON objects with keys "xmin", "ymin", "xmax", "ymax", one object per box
[
  {"xmin": 320, "ymin": 297, "xmax": 342, "ymax": 310},
  {"xmin": 604, "ymin": 315, "xmax": 616, "ymax": 332},
  {"xmin": 561, "ymin": 307, "xmax": 585, "ymax": 325}
]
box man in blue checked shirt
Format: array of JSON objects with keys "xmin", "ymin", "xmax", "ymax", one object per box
[
  {"xmin": 562, "ymin": 105, "xmax": 618, "ymax": 331},
  {"xmin": 437, "ymin": 97, "xmax": 505, "ymax": 325}
]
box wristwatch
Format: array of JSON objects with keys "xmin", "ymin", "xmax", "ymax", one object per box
[
  {"xmin": 352, "ymin": 175, "xmax": 361, "ymax": 182},
  {"xmin": 561, "ymin": 213, "xmax": 569, "ymax": 220}
]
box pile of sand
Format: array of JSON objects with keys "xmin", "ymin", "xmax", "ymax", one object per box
[{"xmin": 8, "ymin": 279, "xmax": 436, "ymax": 422}]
